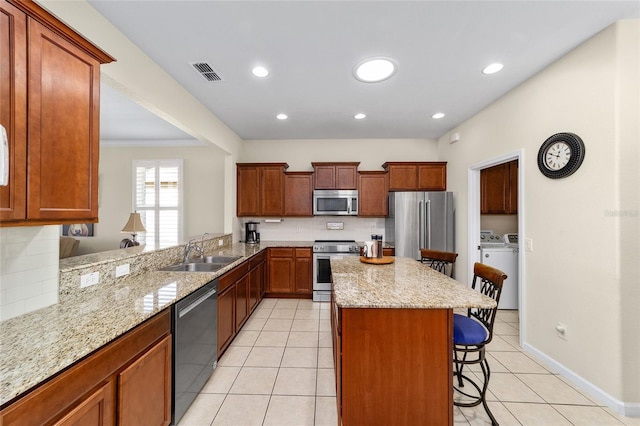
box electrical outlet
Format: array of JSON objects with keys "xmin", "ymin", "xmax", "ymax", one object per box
[
  {"xmin": 296, "ymin": 225, "xmax": 301, "ymax": 233},
  {"xmin": 80, "ymin": 272, "xmax": 100, "ymax": 288},
  {"xmin": 115, "ymin": 263, "xmax": 130, "ymax": 278},
  {"xmin": 218, "ymin": 239, "xmax": 224, "ymax": 246},
  {"xmin": 556, "ymin": 322, "xmax": 568, "ymax": 340}
]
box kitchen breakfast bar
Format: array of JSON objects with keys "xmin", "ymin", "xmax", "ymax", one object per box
[{"xmin": 330, "ymin": 256, "xmax": 496, "ymax": 426}]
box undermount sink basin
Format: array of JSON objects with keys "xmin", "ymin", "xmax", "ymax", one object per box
[
  {"xmin": 160, "ymin": 255, "xmax": 242, "ymax": 272},
  {"xmin": 199, "ymin": 255, "xmax": 242, "ymax": 264},
  {"xmin": 161, "ymin": 263, "xmax": 225, "ymax": 272}
]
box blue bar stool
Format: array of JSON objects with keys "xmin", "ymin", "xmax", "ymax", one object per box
[{"xmin": 453, "ymin": 262, "xmax": 507, "ymax": 426}]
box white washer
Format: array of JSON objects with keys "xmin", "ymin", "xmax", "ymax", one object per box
[{"xmin": 479, "ymin": 232, "xmax": 518, "ymax": 310}]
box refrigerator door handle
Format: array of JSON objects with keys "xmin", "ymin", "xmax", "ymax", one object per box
[
  {"xmin": 418, "ymin": 200, "xmax": 424, "ymax": 254},
  {"xmin": 426, "ymin": 199, "xmax": 432, "ymax": 249}
]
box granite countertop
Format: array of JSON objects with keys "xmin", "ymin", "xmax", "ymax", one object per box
[
  {"xmin": 331, "ymin": 256, "xmax": 497, "ymax": 309},
  {"xmin": 0, "ymin": 240, "xmax": 312, "ymax": 407}
]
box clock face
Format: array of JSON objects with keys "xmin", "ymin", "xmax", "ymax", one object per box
[
  {"xmin": 544, "ymin": 142, "xmax": 571, "ymax": 171},
  {"xmin": 537, "ymin": 133, "xmax": 586, "ymax": 179}
]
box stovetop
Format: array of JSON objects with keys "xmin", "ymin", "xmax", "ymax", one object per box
[{"xmin": 313, "ymin": 240, "xmax": 359, "ymax": 253}]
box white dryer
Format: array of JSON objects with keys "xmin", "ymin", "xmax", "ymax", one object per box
[{"xmin": 479, "ymin": 231, "xmax": 518, "ymax": 310}]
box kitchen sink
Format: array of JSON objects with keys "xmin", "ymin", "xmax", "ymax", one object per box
[
  {"xmin": 161, "ymin": 263, "xmax": 225, "ymax": 272},
  {"xmin": 200, "ymin": 255, "xmax": 242, "ymax": 264},
  {"xmin": 160, "ymin": 255, "xmax": 242, "ymax": 272}
]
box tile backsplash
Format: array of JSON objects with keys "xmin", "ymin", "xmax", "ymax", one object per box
[{"xmin": 0, "ymin": 226, "xmax": 60, "ymax": 321}]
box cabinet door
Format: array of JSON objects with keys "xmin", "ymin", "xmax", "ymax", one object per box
[
  {"xmin": 260, "ymin": 166, "xmax": 285, "ymax": 216},
  {"xmin": 268, "ymin": 248, "xmax": 295, "ymax": 293},
  {"xmin": 118, "ymin": 335, "xmax": 171, "ymax": 426},
  {"xmin": 313, "ymin": 165, "xmax": 336, "ymax": 189},
  {"xmin": 284, "ymin": 172, "xmax": 313, "ymax": 216},
  {"xmin": 294, "ymin": 248, "xmax": 312, "ymax": 294},
  {"xmin": 237, "ymin": 165, "xmax": 260, "ymax": 216},
  {"xmin": 235, "ymin": 273, "xmax": 250, "ymax": 330},
  {"xmin": 335, "ymin": 165, "xmax": 357, "ymax": 189},
  {"xmin": 507, "ymin": 160, "xmax": 518, "ymax": 214},
  {"xmin": 480, "ymin": 163, "xmax": 510, "ymax": 214},
  {"xmin": 386, "ymin": 164, "xmax": 417, "ymax": 191},
  {"xmin": 217, "ymin": 286, "xmax": 235, "ymax": 356},
  {"xmin": 53, "ymin": 382, "xmax": 115, "ymax": 426},
  {"xmin": 249, "ymin": 261, "xmax": 265, "ymax": 311},
  {"xmin": 358, "ymin": 172, "xmax": 388, "ymax": 217},
  {"xmin": 0, "ymin": 1, "xmax": 27, "ymax": 222},
  {"xmin": 26, "ymin": 20, "xmax": 101, "ymax": 221},
  {"xmin": 418, "ymin": 163, "xmax": 446, "ymax": 191}
]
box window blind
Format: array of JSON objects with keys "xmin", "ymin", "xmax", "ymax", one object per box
[{"xmin": 133, "ymin": 160, "xmax": 183, "ymax": 250}]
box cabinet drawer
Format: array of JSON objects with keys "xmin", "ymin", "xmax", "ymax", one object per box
[
  {"xmin": 249, "ymin": 251, "xmax": 266, "ymax": 269},
  {"xmin": 269, "ymin": 247, "xmax": 294, "ymax": 258},
  {"xmin": 295, "ymin": 248, "xmax": 312, "ymax": 258}
]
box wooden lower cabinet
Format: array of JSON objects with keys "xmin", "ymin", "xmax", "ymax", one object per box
[
  {"xmin": 332, "ymin": 304, "xmax": 453, "ymax": 425},
  {"xmin": 267, "ymin": 247, "xmax": 312, "ymax": 296},
  {"xmin": 217, "ymin": 285, "xmax": 236, "ymax": 357},
  {"xmin": 53, "ymin": 382, "xmax": 114, "ymax": 426},
  {"xmin": 118, "ymin": 335, "xmax": 171, "ymax": 426},
  {"xmin": 217, "ymin": 254, "xmax": 265, "ymax": 357},
  {"xmin": 0, "ymin": 309, "xmax": 171, "ymax": 426}
]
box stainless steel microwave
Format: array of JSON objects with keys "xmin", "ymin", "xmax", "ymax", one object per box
[{"xmin": 313, "ymin": 190, "xmax": 358, "ymax": 216}]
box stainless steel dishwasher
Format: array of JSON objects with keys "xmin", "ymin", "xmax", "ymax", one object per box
[{"xmin": 172, "ymin": 279, "xmax": 218, "ymax": 425}]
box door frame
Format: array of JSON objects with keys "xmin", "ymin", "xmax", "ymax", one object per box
[{"xmin": 468, "ymin": 149, "xmax": 525, "ymax": 346}]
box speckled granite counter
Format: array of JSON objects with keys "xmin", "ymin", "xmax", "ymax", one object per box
[
  {"xmin": 0, "ymin": 240, "xmax": 312, "ymax": 407},
  {"xmin": 331, "ymin": 256, "xmax": 496, "ymax": 309}
]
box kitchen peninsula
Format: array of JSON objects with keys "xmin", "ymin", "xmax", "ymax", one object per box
[{"xmin": 330, "ymin": 256, "xmax": 496, "ymax": 425}]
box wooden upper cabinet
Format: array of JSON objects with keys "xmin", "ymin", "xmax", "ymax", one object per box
[
  {"xmin": 237, "ymin": 163, "xmax": 288, "ymax": 217},
  {"xmin": 284, "ymin": 172, "xmax": 313, "ymax": 217},
  {"xmin": 0, "ymin": 1, "xmax": 27, "ymax": 222},
  {"xmin": 312, "ymin": 162, "xmax": 359, "ymax": 189},
  {"xmin": 357, "ymin": 171, "xmax": 388, "ymax": 217},
  {"xmin": 383, "ymin": 162, "xmax": 447, "ymax": 191},
  {"xmin": 481, "ymin": 160, "xmax": 518, "ymax": 214},
  {"xmin": 0, "ymin": 0, "xmax": 114, "ymax": 226}
]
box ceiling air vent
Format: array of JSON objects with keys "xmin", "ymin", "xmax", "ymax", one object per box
[{"xmin": 190, "ymin": 62, "xmax": 222, "ymax": 82}]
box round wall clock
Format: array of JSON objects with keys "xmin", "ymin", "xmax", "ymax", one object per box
[{"xmin": 537, "ymin": 132, "xmax": 586, "ymax": 179}]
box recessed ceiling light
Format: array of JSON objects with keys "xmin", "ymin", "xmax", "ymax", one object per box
[
  {"xmin": 276, "ymin": 113, "xmax": 288, "ymax": 120},
  {"xmin": 354, "ymin": 113, "xmax": 366, "ymax": 120},
  {"xmin": 252, "ymin": 66, "xmax": 269, "ymax": 77},
  {"xmin": 354, "ymin": 58, "xmax": 397, "ymax": 83},
  {"xmin": 251, "ymin": 66, "xmax": 269, "ymax": 77},
  {"xmin": 482, "ymin": 63, "xmax": 504, "ymax": 75},
  {"xmin": 432, "ymin": 112, "xmax": 445, "ymax": 119}
]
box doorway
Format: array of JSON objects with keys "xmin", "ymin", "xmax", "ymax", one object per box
[{"xmin": 468, "ymin": 150, "xmax": 525, "ymax": 345}]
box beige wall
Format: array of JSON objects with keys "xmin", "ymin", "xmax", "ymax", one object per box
[
  {"xmin": 240, "ymin": 138, "xmax": 439, "ymax": 170},
  {"xmin": 77, "ymin": 145, "xmax": 227, "ymax": 255},
  {"xmin": 438, "ymin": 21, "xmax": 639, "ymax": 410}
]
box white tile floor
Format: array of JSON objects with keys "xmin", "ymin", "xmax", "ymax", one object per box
[{"xmin": 179, "ymin": 299, "xmax": 639, "ymax": 426}]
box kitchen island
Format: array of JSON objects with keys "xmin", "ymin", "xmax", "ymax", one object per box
[{"xmin": 330, "ymin": 256, "xmax": 496, "ymax": 426}]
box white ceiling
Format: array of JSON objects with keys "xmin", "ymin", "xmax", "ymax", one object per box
[{"xmin": 91, "ymin": 0, "xmax": 639, "ymax": 142}]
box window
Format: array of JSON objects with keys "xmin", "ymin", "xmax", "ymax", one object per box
[{"xmin": 133, "ymin": 160, "xmax": 183, "ymax": 250}]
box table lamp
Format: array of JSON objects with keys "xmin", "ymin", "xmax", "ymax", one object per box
[{"xmin": 120, "ymin": 212, "xmax": 146, "ymax": 248}]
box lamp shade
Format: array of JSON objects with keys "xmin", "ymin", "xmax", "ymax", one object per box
[{"xmin": 121, "ymin": 212, "xmax": 146, "ymax": 234}]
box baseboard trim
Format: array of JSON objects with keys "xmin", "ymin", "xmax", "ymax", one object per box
[{"xmin": 523, "ymin": 342, "xmax": 640, "ymax": 418}]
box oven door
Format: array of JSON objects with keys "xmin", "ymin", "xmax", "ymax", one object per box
[{"xmin": 313, "ymin": 253, "xmax": 333, "ymax": 292}]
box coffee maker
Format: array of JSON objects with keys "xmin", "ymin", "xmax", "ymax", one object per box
[{"xmin": 245, "ymin": 221, "xmax": 259, "ymax": 244}]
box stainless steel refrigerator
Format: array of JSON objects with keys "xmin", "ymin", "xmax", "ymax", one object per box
[{"xmin": 385, "ymin": 192, "xmax": 455, "ymax": 260}]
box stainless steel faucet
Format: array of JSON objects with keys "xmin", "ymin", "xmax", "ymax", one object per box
[{"xmin": 183, "ymin": 239, "xmax": 204, "ymax": 263}]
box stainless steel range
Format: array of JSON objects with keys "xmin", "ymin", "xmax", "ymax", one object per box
[{"xmin": 312, "ymin": 240, "xmax": 360, "ymax": 302}]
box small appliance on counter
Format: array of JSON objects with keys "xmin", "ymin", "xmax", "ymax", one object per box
[{"xmin": 245, "ymin": 221, "xmax": 260, "ymax": 244}]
